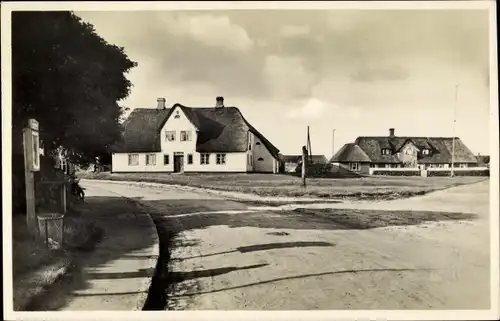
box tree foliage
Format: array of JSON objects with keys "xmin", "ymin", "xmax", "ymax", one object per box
[{"xmin": 12, "ymin": 11, "xmax": 137, "ymax": 165}]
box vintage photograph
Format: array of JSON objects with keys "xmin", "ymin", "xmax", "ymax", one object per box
[{"xmin": 3, "ymin": 1, "xmax": 498, "ymax": 319}]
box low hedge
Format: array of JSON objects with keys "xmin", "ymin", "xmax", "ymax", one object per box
[
  {"xmin": 295, "ymin": 163, "xmax": 334, "ymax": 176},
  {"xmin": 428, "ymin": 169, "xmax": 490, "ymax": 177},
  {"xmin": 371, "ymin": 170, "xmax": 421, "ymax": 177}
]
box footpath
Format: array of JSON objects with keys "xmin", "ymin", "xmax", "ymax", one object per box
[{"xmin": 20, "ymin": 182, "xmax": 159, "ymax": 311}]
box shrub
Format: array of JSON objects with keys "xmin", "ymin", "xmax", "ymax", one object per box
[
  {"xmin": 371, "ymin": 169, "xmax": 421, "ymax": 177},
  {"xmin": 295, "ymin": 163, "xmax": 334, "ymax": 176},
  {"xmin": 428, "ymin": 169, "xmax": 489, "ymax": 177}
]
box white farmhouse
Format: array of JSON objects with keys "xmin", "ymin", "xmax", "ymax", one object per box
[{"xmin": 111, "ymin": 97, "xmax": 281, "ymax": 173}]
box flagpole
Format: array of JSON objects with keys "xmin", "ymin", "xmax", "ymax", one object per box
[{"xmin": 451, "ymin": 85, "xmax": 458, "ymax": 177}]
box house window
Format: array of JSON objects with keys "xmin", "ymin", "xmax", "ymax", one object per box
[
  {"xmin": 146, "ymin": 154, "xmax": 156, "ymax": 166},
  {"xmin": 381, "ymin": 149, "xmax": 391, "ymax": 155},
  {"xmin": 174, "ymin": 111, "xmax": 180, "ymax": 119},
  {"xmin": 187, "ymin": 154, "xmax": 193, "ymax": 165},
  {"xmin": 258, "ymin": 157, "xmax": 264, "ymax": 161},
  {"xmin": 444, "ymin": 164, "xmax": 449, "ymax": 168},
  {"xmin": 350, "ymin": 162, "xmax": 360, "ymax": 171},
  {"xmin": 459, "ymin": 163, "xmax": 467, "ymax": 168},
  {"xmin": 216, "ymin": 153, "xmax": 226, "ymax": 165},
  {"xmin": 422, "ymin": 149, "xmax": 430, "ymax": 155},
  {"xmin": 180, "ymin": 130, "xmax": 192, "ymax": 142},
  {"xmin": 200, "ymin": 153, "xmax": 210, "ymax": 165},
  {"xmin": 166, "ymin": 131, "xmax": 176, "ymax": 141},
  {"xmin": 385, "ymin": 164, "xmax": 391, "ymax": 168},
  {"xmin": 128, "ymin": 154, "xmax": 139, "ymax": 166},
  {"xmin": 163, "ymin": 154, "xmax": 170, "ymax": 165}
]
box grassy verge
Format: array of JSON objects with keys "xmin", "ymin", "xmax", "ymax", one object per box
[
  {"xmin": 288, "ymin": 207, "xmax": 478, "ymax": 230},
  {"xmin": 78, "ymin": 171, "xmax": 487, "ymax": 201},
  {"xmin": 12, "ymin": 207, "xmax": 103, "ymax": 311}
]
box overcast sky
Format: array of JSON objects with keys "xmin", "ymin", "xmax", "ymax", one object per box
[{"xmin": 76, "ymin": 8, "xmax": 491, "ymax": 157}]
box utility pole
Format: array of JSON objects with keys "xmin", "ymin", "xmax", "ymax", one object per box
[
  {"xmin": 301, "ymin": 145, "xmax": 307, "ymax": 188},
  {"xmin": 302, "ymin": 126, "xmax": 311, "ymax": 188},
  {"xmin": 307, "ymin": 126, "xmax": 312, "ymax": 164},
  {"xmin": 451, "ymin": 85, "xmax": 458, "ymax": 177},
  {"xmin": 332, "ymin": 129, "xmax": 336, "ymax": 159}
]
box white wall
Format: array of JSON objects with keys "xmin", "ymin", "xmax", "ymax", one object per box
[
  {"xmin": 112, "ymin": 152, "xmax": 168, "ymax": 172},
  {"xmin": 246, "ymin": 131, "xmax": 254, "ymax": 172},
  {"xmin": 112, "ymin": 152, "xmax": 248, "ymax": 172},
  {"xmin": 250, "ymin": 132, "xmax": 278, "ymax": 173},
  {"xmin": 160, "ymin": 105, "xmax": 198, "ymax": 154}
]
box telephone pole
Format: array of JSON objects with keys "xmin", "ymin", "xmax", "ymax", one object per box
[
  {"xmin": 451, "ymin": 85, "xmax": 458, "ymax": 177},
  {"xmin": 332, "ymin": 129, "xmax": 336, "ymax": 158}
]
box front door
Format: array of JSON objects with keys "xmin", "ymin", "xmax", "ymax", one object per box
[{"xmin": 174, "ymin": 154, "xmax": 184, "ymax": 173}]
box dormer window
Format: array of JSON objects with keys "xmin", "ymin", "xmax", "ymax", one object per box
[
  {"xmin": 422, "ymin": 148, "xmax": 431, "ymax": 155},
  {"xmin": 381, "ymin": 148, "xmax": 391, "ymax": 155}
]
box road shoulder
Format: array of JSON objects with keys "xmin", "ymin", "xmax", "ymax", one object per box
[{"xmin": 22, "ymin": 184, "xmax": 159, "ymax": 311}]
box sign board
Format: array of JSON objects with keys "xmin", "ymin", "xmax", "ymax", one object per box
[
  {"xmin": 28, "ymin": 119, "xmax": 39, "ymax": 131},
  {"xmin": 24, "ymin": 119, "xmax": 40, "ymax": 172}
]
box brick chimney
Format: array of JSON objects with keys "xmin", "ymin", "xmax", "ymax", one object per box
[
  {"xmin": 157, "ymin": 97, "xmax": 166, "ymax": 109},
  {"xmin": 215, "ymin": 96, "xmax": 224, "ymax": 108},
  {"xmin": 389, "ymin": 128, "xmax": 395, "ymax": 137}
]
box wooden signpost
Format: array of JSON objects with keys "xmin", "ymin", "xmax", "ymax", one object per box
[
  {"xmin": 301, "ymin": 126, "xmax": 313, "ymax": 188},
  {"xmin": 23, "ymin": 119, "xmax": 41, "ymax": 235},
  {"xmin": 301, "ymin": 145, "xmax": 308, "ymax": 188}
]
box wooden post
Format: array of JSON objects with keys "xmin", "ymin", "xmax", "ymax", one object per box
[
  {"xmin": 451, "ymin": 85, "xmax": 459, "ymax": 177},
  {"xmin": 302, "ymin": 145, "xmax": 308, "ymax": 188},
  {"xmin": 61, "ymin": 183, "xmax": 67, "ymax": 214},
  {"xmin": 23, "ymin": 119, "xmax": 41, "ymax": 235}
]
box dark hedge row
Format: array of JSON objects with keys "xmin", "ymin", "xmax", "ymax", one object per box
[
  {"xmin": 427, "ymin": 169, "xmax": 490, "ymax": 177},
  {"xmin": 371, "ymin": 169, "xmax": 489, "ymax": 177},
  {"xmin": 371, "ymin": 170, "xmax": 421, "ymax": 177}
]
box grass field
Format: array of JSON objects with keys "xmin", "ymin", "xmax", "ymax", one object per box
[{"xmin": 77, "ymin": 171, "xmax": 487, "ymax": 200}]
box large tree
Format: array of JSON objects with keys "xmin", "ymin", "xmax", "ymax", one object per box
[
  {"xmin": 12, "ymin": 11, "xmax": 137, "ymax": 165},
  {"xmin": 12, "ymin": 11, "xmax": 137, "ymax": 214}
]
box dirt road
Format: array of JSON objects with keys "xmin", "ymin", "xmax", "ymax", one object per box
[{"xmin": 82, "ymin": 179, "xmax": 491, "ymax": 310}]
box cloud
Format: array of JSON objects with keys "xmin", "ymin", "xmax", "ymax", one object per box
[
  {"xmin": 263, "ymin": 55, "xmax": 317, "ymax": 99},
  {"xmin": 287, "ymin": 98, "xmax": 328, "ymax": 120},
  {"xmin": 279, "ymin": 24, "xmax": 311, "ymax": 38},
  {"xmin": 350, "ymin": 65, "xmax": 410, "ymax": 82},
  {"xmin": 166, "ymin": 14, "xmax": 254, "ymax": 51}
]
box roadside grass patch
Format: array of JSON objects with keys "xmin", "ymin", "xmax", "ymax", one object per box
[
  {"xmin": 12, "ymin": 208, "xmax": 103, "ymax": 310},
  {"xmin": 78, "ymin": 171, "xmax": 487, "ymax": 201}
]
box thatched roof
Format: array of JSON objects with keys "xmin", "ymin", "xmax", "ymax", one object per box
[
  {"xmin": 353, "ymin": 136, "xmax": 478, "ymax": 164},
  {"xmin": 113, "ymin": 104, "xmax": 280, "ymax": 158},
  {"xmin": 280, "ymin": 154, "xmax": 328, "ymax": 164},
  {"xmin": 330, "ymin": 143, "xmax": 371, "ymax": 163},
  {"xmin": 113, "ymin": 108, "xmax": 171, "ymax": 153}
]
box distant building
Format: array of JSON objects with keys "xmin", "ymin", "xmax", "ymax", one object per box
[
  {"xmin": 112, "ymin": 97, "xmax": 281, "ymax": 173},
  {"xmin": 476, "ymin": 154, "xmax": 490, "ymax": 168},
  {"xmin": 331, "ymin": 128, "xmax": 478, "ymax": 175}
]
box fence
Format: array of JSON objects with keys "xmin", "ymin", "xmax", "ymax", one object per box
[{"xmin": 369, "ymin": 167, "xmax": 490, "ymax": 177}]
